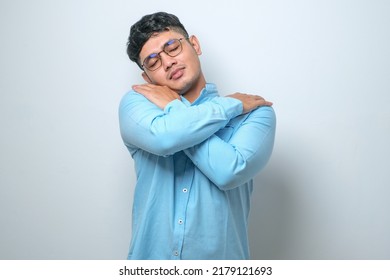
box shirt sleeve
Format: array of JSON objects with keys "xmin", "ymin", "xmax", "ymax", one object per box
[
  {"xmin": 119, "ymin": 91, "xmax": 243, "ymax": 156},
  {"xmin": 183, "ymin": 106, "xmax": 276, "ymax": 190}
]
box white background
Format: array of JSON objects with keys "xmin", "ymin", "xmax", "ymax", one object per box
[{"xmin": 0, "ymin": 0, "xmax": 389, "ymax": 259}]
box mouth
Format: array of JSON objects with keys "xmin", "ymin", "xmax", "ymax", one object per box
[{"xmin": 169, "ymin": 67, "xmax": 185, "ymax": 80}]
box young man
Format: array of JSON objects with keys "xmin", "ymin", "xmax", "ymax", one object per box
[{"xmin": 119, "ymin": 12, "xmax": 276, "ymax": 259}]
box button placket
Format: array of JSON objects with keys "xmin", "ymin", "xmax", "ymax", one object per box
[{"xmin": 172, "ymin": 157, "xmax": 194, "ymax": 260}]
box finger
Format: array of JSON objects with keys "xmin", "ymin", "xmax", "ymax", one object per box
[
  {"xmin": 261, "ymin": 101, "xmax": 273, "ymax": 106},
  {"xmin": 253, "ymin": 95, "xmax": 265, "ymax": 100},
  {"xmin": 132, "ymin": 84, "xmax": 151, "ymax": 90},
  {"xmin": 255, "ymin": 98, "xmax": 273, "ymax": 106},
  {"xmin": 132, "ymin": 84, "xmax": 144, "ymax": 91},
  {"xmin": 132, "ymin": 84, "xmax": 154, "ymax": 95}
]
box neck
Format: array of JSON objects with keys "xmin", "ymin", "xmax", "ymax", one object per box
[{"xmin": 181, "ymin": 73, "xmax": 207, "ymax": 103}]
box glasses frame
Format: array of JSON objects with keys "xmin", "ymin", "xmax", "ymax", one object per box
[{"xmin": 141, "ymin": 37, "xmax": 188, "ymax": 71}]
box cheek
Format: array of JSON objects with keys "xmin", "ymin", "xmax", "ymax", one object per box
[
  {"xmin": 148, "ymin": 71, "xmax": 166, "ymax": 84},
  {"xmin": 183, "ymin": 53, "xmax": 201, "ymax": 71},
  {"xmin": 149, "ymin": 75, "xmax": 161, "ymax": 85}
]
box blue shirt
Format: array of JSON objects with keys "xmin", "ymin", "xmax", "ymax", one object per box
[{"xmin": 119, "ymin": 83, "xmax": 276, "ymax": 259}]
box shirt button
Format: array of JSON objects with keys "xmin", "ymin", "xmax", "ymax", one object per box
[
  {"xmin": 182, "ymin": 188, "xmax": 188, "ymax": 193},
  {"xmin": 174, "ymin": 251, "xmax": 179, "ymax": 256},
  {"xmin": 178, "ymin": 219, "xmax": 183, "ymax": 225}
]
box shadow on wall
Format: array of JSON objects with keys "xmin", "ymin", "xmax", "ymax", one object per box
[{"xmin": 249, "ymin": 155, "xmax": 300, "ymax": 260}]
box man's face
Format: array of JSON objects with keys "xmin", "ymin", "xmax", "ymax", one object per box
[{"xmin": 139, "ymin": 30, "xmax": 203, "ymax": 95}]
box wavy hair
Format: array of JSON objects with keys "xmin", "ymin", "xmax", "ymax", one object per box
[{"xmin": 127, "ymin": 12, "xmax": 189, "ymax": 69}]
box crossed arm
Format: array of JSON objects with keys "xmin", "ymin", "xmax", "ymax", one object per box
[
  {"xmin": 184, "ymin": 106, "xmax": 276, "ymax": 190},
  {"xmin": 119, "ymin": 84, "xmax": 276, "ymax": 189},
  {"xmin": 132, "ymin": 84, "xmax": 273, "ymax": 114}
]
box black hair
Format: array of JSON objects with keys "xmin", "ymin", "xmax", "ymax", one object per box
[{"xmin": 126, "ymin": 12, "xmax": 189, "ymax": 69}]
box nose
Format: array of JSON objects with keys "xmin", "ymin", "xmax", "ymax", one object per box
[{"xmin": 160, "ymin": 52, "xmax": 177, "ymax": 71}]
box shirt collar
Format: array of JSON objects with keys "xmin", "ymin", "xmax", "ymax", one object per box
[{"xmin": 182, "ymin": 83, "xmax": 218, "ymax": 106}]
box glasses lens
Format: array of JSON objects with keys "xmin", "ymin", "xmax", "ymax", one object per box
[
  {"xmin": 144, "ymin": 53, "xmax": 161, "ymax": 71},
  {"xmin": 164, "ymin": 39, "xmax": 182, "ymax": 57},
  {"xmin": 143, "ymin": 38, "xmax": 184, "ymax": 71}
]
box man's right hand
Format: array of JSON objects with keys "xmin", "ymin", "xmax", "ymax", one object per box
[
  {"xmin": 132, "ymin": 84, "xmax": 181, "ymax": 110},
  {"xmin": 227, "ymin": 93, "xmax": 273, "ymax": 114}
]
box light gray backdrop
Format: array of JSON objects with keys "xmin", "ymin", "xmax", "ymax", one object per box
[{"xmin": 1, "ymin": 0, "xmax": 389, "ymax": 259}]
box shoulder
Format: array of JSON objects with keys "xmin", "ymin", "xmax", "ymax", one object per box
[
  {"xmin": 250, "ymin": 106, "xmax": 276, "ymax": 120},
  {"xmin": 119, "ymin": 89, "xmax": 157, "ymax": 114},
  {"xmin": 253, "ymin": 105, "xmax": 276, "ymax": 115},
  {"xmin": 242, "ymin": 106, "xmax": 276, "ymax": 129},
  {"xmin": 119, "ymin": 90, "xmax": 145, "ymax": 107}
]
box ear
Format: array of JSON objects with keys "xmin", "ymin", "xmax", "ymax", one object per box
[
  {"xmin": 142, "ymin": 72, "xmax": 153, "ymax": 84},
  {"xmin": 189, "ymin": 35, "xmax": 202, "ymax": 55}
]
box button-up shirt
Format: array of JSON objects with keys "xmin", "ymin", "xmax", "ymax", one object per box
[{"xmin": 119, "ymin": 83, "xmax": 276, "ymax": 259}]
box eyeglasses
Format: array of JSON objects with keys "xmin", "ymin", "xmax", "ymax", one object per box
[{"xmin": 142, "ymin": 38, "xmax": 187, "ymax": 71}]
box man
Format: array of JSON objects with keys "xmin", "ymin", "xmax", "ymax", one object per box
[{"xmin": 119, "ymin": 12, "xmax": 276, "ymax": 260}]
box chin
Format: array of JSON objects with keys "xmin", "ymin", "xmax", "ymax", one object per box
[{"xmin": 168, "ymin": 79, "xmax": 191, "ymax": 93}]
